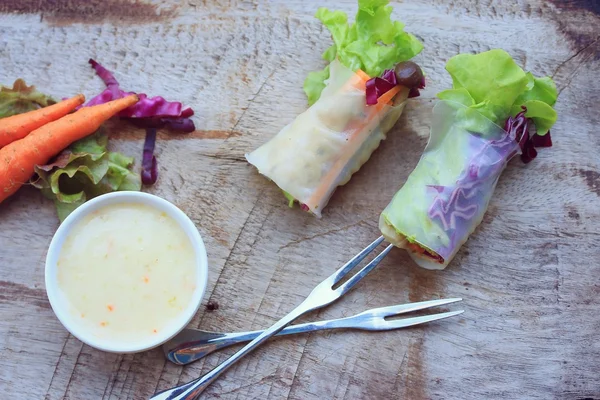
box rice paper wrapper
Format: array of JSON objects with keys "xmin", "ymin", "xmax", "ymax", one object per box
[
  {"xmin": 246, "ymin": 59, "xmax": 408, "ymax": 217},
  {"xmin": 380, "ymin": 100, "xmax": 521, "ymax": 269}
]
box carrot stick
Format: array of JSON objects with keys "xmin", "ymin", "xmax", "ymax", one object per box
[
  {"xmin": 375, "ymin": 85, "xmax": 402, "ymax": 108},
  {"xmin": 0, "ymin": 94, "xmax": 138, "ymax": 203},
  {"xmin": 355, "ymin": 69, "xmax": 371, "ymax": 82},
  {"xmin": 0, "ymin": 94, "xmax": 85, "ymax": 149}
]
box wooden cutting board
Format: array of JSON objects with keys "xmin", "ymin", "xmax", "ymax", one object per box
[{"xmin": 1, "ymin": 1, "xmax": 599, "ymax": 399}]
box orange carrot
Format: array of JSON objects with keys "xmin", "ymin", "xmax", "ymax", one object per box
[
  {"xmin": 0, "ymin": 94, "xmax": 85, "ymax": 149},
  {"xmin": 375, "ymin": 85, "xmax": 402, "ymax": 108},
  {"xmin": 0, "ymin": 94, "xmax": 138, "ymax": 204},
  {"xmin": 347, "ymin": 70, "xmax": 370, "ymax": 91},
  {"xmin": 355, "ymin": 69, "xmax": 371, "ymax": 82}
]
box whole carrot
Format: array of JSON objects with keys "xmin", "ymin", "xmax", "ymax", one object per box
[
  {"xmin": 0, "ymin": 94, "xmax": 85, "ymax": 149},
  {"xmin": 0, "ymin": 94, "xmax": 138, "ymax": 203}
]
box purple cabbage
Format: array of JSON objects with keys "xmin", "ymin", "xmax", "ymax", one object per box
[
  {"xmin": 125, "ymin": 117, "xmax": 195, "ymax": 133},
  {"xmin": 84, "ymin": 59, "xmax": 199, "ymax": 186},
  {"xmin": 425, "ymin": 107, "xmax": 553, "ymax": 259},
  {"xmin": 365, "ymin": 69, "xmax": 397, "ymax": 105},
  {"xmin": 86, "ymin": 59, "xmax": 195, "ymax": 132},
  {"xmin": 532, "ymin": 131, "xmax": 552, "ymax": 147},
  {"xmin": 427, "ymin": 129, "xmax": 519, "ymax": 260},
  {"xmin": 408, "ymin": 76, "xmax": 426, "ymax": 99},
  {"xmin": 142, "ymin": 128, "xmax": 158, "ymax": 185},
  {"xmin": 365, "ymin": 68, "xmax": 425, "ymax": 105},
  {"xmin": 504, "ymin": 107, "xmax": 553, "ymax": 164}
]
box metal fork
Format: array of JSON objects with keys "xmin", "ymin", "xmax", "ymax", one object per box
[
  {"xmin": 151, "ymin": 236, "xmax": 428, "ymax": 399},
  {"xmin": 164, "ymin": 298, "xmax": 463, "ymax": 365}
]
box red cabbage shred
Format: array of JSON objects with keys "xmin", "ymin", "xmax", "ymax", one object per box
[
  {"xmin": 504, "ymin": 107, "xmax": 553, "ymax": 164},
  {"xmin": 85, "ymin": 59, "xmax": 195, "ymax": 132},
  {"xmin": 365, "ymin": 68, "xmax": 424, "ymax": 105},
  {"xmin": 142, "ymin": 128, "xmax": 158, "ymax": 185}
]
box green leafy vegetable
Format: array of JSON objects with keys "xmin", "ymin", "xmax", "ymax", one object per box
[
  {"xmin": 283, "ymin": 191, "xmax": 295, "ymax": 208},
  {"xmin": 31, "ymin": 128, "xmax": 141, "ymax": 221},
  {"xmin": 437, "ymin": 49, "xmax": 558, "ymax": 134},
  {"xmin": 0, "ymin": 79, "xmax": 56, "ymax": 118},
  {"xmin": 304, "ymin": 0, "xmax": 423, "ymax": 105},
  {"xmin": 303, "ymin": 65, "xmax": 330, "ymax": 107},
  {"xmin": 511, "ymin": 100, "xmax": 556, "ymax": 136},
  {"xmin": 515, "ymin": 74, "xmax": 557, "ymax": 106}
]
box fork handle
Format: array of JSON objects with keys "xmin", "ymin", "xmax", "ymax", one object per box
[
  {"xmin": 164, "ymin": 316, "xmax": 356, "ymax": 365},
  {"xmin": 150, "ymin": 306, "xmax": 307, "ymax": 400}
]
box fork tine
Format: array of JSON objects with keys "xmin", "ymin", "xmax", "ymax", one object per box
[
  {"xmin": 332, "ymin": 236, "xmax": 385, "ymax": 285},
  {"xmin": 384, "ymin": 310, "xmax": 464, "ymax": 329},
  {"xmin": 366, "ymin": 298, "xmax": 463, "ymax": 318},
  {"xmin": 336, "ymin": 243, "xmax": 394, "ymax": 295}
]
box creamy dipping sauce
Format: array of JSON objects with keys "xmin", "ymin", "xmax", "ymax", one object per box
[{"xmin": 56, "ymin": 203, "xmax": 197, "ymax": 345}]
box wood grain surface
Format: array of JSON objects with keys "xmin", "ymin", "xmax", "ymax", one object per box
[{"xmin": 1, "ymin": 1, "xmax": 599, "ymax": 399}]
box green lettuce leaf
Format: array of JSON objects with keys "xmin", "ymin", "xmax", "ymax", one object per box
[
  {"xmin": 512, "ymin": 75, "xmax": 558, "ymax": 134},
  {"xmin": 436, "ymin": 88, "xmax": 475, "ymax": 108},
  {"xmin": 438, "ymin": 49, "xmax": 558, "ymax": 135},
  {"xmin": 283, "ymin": 191, "xmax": 295, "ymax": 208},
  {"xmin": 32, "ymin": 129, "xmax": 141, "ymax": 221},
  {"xmin": 515, "ymin": 74, "xmax": 557, "ymax": 106},
  {"xmin": 443, "ymin": 49, "xmax": 529, "ymax": 123},
  {"xmin": 0, "ymin": 79, "xmax": 56, "ymax": 118},
  {"xmin": 304, "ymin": 0, "xmax": 423, "ymax": 105},
  {"xmin": 511, "ymin": 100, "xmax": 557, "ymax": 135},
  {"xmin": 303, "ymin": 65, "xmax": 330, "ymax": 106}
]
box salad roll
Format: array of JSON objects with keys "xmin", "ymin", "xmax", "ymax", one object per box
[
  {"xmin": 380, "ymin": 49, "xmax": 558, "ymax": 269},
  {"xmin": 246, "ymin": 0, "xmax": 424, "ymax": 217}
]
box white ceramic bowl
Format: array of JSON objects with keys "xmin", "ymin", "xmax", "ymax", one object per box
[{"xmin": 45, "ymin": 191, "xmax": 208, "ymax": 353}]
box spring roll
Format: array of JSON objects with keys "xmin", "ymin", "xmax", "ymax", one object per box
[
  {"xmin": 246, "ymin": 0, "xmax": 424, "ymax": 217},
  {"xmin": 380, "ymin": 49, "xmax": 559, "ymax": 269},
  {"xmin": 247, "ymin": 60, "xmax": 410, "ymax": 216}
]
